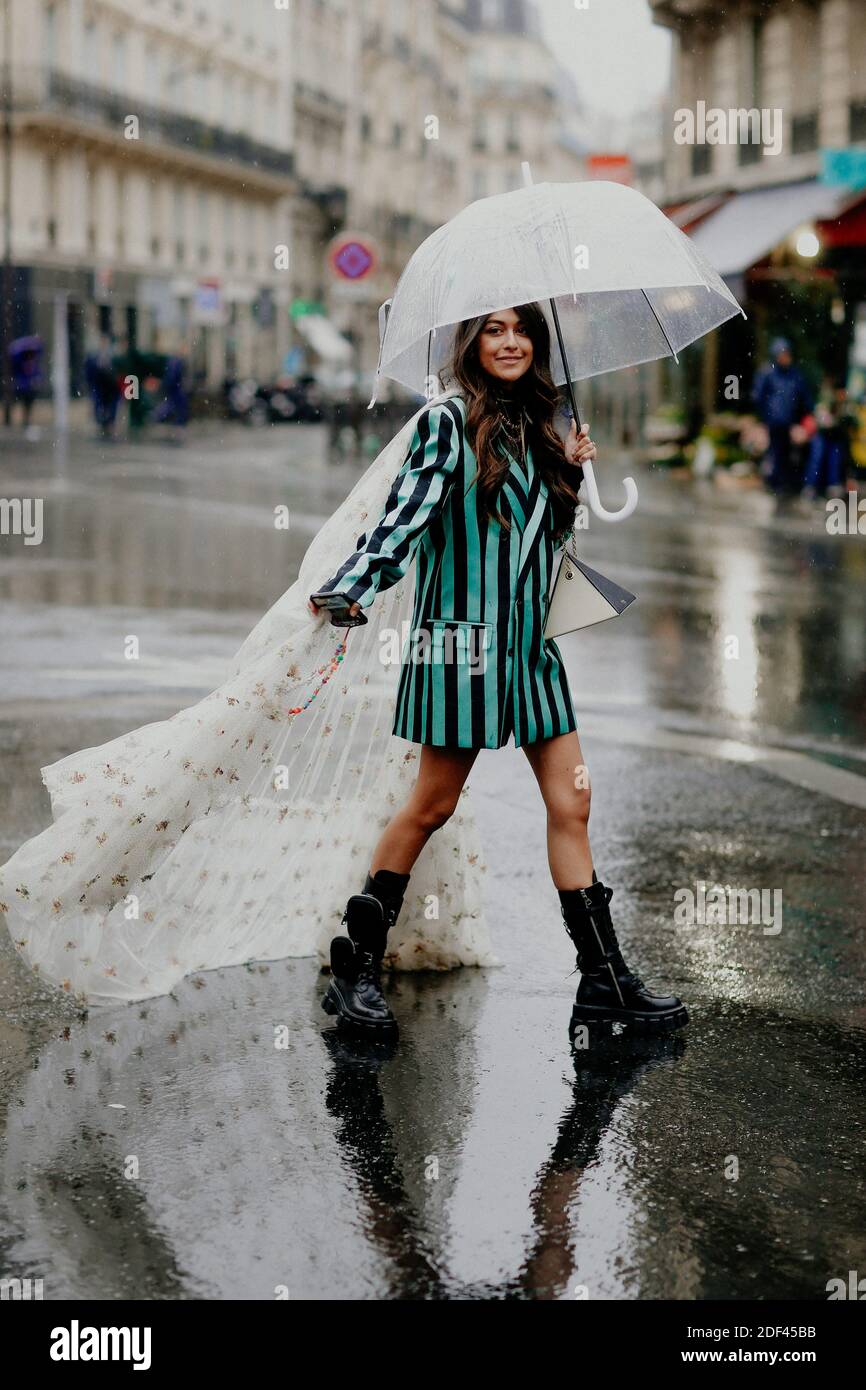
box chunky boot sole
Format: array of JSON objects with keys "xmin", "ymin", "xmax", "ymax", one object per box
[
  {"xmin": 321, "ymin": 979, "xmax": 398, "ymax": 1033},
  {"xmin": 569, "ymin": 1001, "xmax": 690, "ymax": 1038}
]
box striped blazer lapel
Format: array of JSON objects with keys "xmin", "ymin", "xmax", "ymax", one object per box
[{"xmin": 514, "ymin": 465, "xmax": 549, "ymax": 592}]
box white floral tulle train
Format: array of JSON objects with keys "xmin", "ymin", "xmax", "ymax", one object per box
[{"xmin": 0, "ymin": 390, "xmax": 496, "ymax": 1005}]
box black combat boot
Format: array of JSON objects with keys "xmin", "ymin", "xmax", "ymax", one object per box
[
  {"xmin": 361, "ymin": 868, "xmax": 410, "ymax": 939},
  {"xmin": 321, "ymin": 870, "xmax": 409, "ymax": 1032},
  {"xmin": 559, "ymin": 878, "xmax": 689, "ymax": 1036}
]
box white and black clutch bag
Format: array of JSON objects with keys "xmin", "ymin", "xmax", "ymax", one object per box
[{"xmin": 544, "ymin": 541, "xmax": 637, "ymax": 640}]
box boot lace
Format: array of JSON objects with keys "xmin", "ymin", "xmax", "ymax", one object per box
[
  {"xmin": 618, "ymin": 967, "xmax": 646, "ymax": 991},
  {"xmin": 355, "ymin": 952, "xmax": 380, "ymax": 986}
]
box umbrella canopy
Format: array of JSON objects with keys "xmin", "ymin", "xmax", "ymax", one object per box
[
  {"xmin": 8, "ymin": 335, "xmax": 44, "ymax": 357},
  {"xmin": 372, "ymin": 179, "xmax": 744, "ymax": 401}
]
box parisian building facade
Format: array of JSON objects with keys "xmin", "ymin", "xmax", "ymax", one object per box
[{"xmin": 1, "ymin": 0, "xmax": 586, "ymax": 400}]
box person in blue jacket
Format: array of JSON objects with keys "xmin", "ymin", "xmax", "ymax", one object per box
[
  {"xmin": 84, "ymin": 334, "xmax": 121, "ymax": 438},
  {"xmin": 155, "ymin": 353, "xmax": 190, "ymax": 437},
  {"xmin": 752, "ymin": 338, "xmax": 813, "ymax": 494}
]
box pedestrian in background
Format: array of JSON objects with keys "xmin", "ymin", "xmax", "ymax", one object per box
[
  {"xmin": 801, "ymin": 377, "xmax": 852, "ymax": 503},
  {"xmin": 8, "ymin": 335, "xmax": 44, "ymax": 440},
  {"xmin": 154, "ymin": 351, "xmax": 191, "ymax": 443},
  {"xmin": 752, "ymin": 337, "xmax": 814, "ymax": 495},
  {"xmin": 84, "ymin": 334, "xmax": 121, "ymax": 440}
]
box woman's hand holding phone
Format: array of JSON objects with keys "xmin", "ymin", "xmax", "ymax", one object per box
[{"xmin": 308, "ymin": 592, "xmax": 367, "ymax": 627}]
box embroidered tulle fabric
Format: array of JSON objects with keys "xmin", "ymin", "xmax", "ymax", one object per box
[{"xmin": 0, "ymin": 389, "xmax": 497, "ymax": 1006}]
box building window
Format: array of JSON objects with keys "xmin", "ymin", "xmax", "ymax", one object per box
[
  {"xmin": 82, "ymin": 20, "xmax": 97, "ymax": 81},
  {"xmin": 505, "ymin": 111, "xmax": 519, "ymax": 152},
  {"xmin": 392, "ymin": 121, "xmax": 403, "ymax": 148},
  {"xmin": 168, "ymin": 69, "xmax": 186, "ymax": 111},
  {"xmin": 472, "ymin": 111, "xmax": 487, "ymax": 151},
  {"xmin": 636, "ymin": 159, "xmax": 665, "ymax": 185},
  {"xmin": 197, "ymin": 190, "xmax": 210, "ymax": 264},
  {"xmin": 789, "ymin": 2, "xmax": 820, "ymax": 146},
  {"xmin": 111, "ymin": 33, "xmax": 127, "ymax": 94},
  {"xmin": 46, "ymin": 155, "xmax": 58, "ymax": 247},
  {"xmin": 224, "ymin": 197, "xmax": 235, "ymax": 269},
  {"xmin": 245, "ymin": 205, "xmax": 256, "ymax": 271},
  {"xmin": 117, "ymin": 174, "xmax": 126, "ymax": 258},
  {"xmin": 731, "ymin": 10, "xmax": 766, "ymax": 172},
  {"xmin": 738, "ymin": 140, "xmax": 763, "ymax": 168},
  {"xmin": 691, "ymin": 144, "xmax": 711, "ymax": 177},
  {"xmin": 361, "ymin": 111, "xmax": 372, "ymax": 141},
  {"xmin": 174, "ymin": 184, "xmax": 186, "ymax": 264},
  {"xmin": 44, "ymin": 3, "xmax": 57, "ymax": 70},
  {"xmin": 222, "ymin": 75, "xmax": 235, "ymax": 130},
  {"xmin": 747, "ymin": 15, "xmax": 764, "ymax": 108},
  {"xmin": 849, "ymin": 100, "xmax": 866, "ymax": 144},
  {"xmin": 192, "ymin": 64, "xmax": 210, "ymax": 120},
  {"xmin": 791, "ymin": 112, "xmax": 818, "ymax": 156},
  {"xmin": 145, "ymin": 44, "xmax": 160, "ymax": 101}
]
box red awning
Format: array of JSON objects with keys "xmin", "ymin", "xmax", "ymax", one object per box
[{"xmin": 816, "ymin": 191, "xmax": 866, "ymax": 247}]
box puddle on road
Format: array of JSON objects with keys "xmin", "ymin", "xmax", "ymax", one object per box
[{"xmin": 0, "ymin": 959, "xmax": 862, "ymax": 1301}]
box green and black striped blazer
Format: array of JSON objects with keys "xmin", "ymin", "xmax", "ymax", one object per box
[{"xmin": 318, "ymin": 394, "xmax": 578, "ymax": 749}]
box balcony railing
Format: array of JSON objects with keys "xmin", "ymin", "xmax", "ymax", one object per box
[{"xmin": 11, "ymin": 66, "xmax": 294, "ymax": 180}]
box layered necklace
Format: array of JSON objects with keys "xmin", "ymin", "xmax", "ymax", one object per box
[{"xmin": 492, "ymin": 391, "xmax": 532, "ymax": 466}]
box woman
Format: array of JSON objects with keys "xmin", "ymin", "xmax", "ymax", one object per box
[{"xmin": 311, "ymin": 303, "xmax": 689, "ymax": 1038}]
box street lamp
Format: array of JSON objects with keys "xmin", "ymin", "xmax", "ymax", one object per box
[{"xmin": 794, "ymin": 226, "xmax": 821, "ymax": 260}]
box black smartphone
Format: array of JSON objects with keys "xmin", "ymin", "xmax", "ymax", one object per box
[{"xmin": 309, "ymin": 592, "xmax": 368, "ymax": 627}]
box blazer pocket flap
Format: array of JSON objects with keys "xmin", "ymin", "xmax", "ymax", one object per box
[{"xmin": 412, "ymin": 619, "xmax": 492, "ymax": 667}]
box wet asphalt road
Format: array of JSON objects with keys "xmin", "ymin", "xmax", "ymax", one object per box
[{"xmin": 0, "ymin": 421, "xmax": 864, "ymax": 1300}]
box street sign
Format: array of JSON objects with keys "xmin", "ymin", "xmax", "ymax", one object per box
[
  {"xmin": 821, "ymin": 148, "xmax": 866, "ymax": 189},
  {"xmin": 327, "ymin": 233, "xmax": 378, "ymax": 281},
  {"xmin": 193, "ymin": 279, "xmax": 224, "ymax": 326},
  {"xmin": 290, "ymin": 298, "xmax": 325, "ymax": 318}
]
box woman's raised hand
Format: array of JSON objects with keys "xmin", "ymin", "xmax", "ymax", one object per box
[{"xmin": 565, "ymin": 419, "xmax": 597, "ymax": 468}]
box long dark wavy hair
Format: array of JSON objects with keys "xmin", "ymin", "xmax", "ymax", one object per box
[{"xmin": 441, "ymin": 302, "xmax": 582, "ymax": 532}]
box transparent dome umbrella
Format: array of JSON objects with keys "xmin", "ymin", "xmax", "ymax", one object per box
[{"xmin": 369, "ymin": 170, "xmax": 745, "ymax": 522}]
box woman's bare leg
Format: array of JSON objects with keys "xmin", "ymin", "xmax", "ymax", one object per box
[
  {"xmin": 370, "ymin": 744, "xmax": 480, "ymax": 875},
  {"xmin": 522, "ymin": 731, "xmax": 594, "ymax": 890}
]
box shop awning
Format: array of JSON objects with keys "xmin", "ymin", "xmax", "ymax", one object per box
[
  {"xmin": 294, "ymin": 313, "xmax": 353, "ymax": 363},
  {"xmin": 687, "ymin": 179, "xmax": 855, "ymax": 276},
  {"xmin": 663, "ymin": 192, "xmax": 730, "ymax": 234},
  {"xmin": 816, "ymin": 191, "xmax": 866, "ymax": 247}
]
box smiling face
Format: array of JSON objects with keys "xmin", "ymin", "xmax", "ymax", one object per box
[{"xmin": 476, "ymin": 307, "xmax": 534, "ymax": 385}]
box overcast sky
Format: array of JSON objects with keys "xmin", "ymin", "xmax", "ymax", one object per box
[{"xmin": 535, "ymin": 0, "xmax": 672, "ymax": 127}]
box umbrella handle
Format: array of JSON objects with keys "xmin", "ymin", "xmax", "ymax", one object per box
[{"xmin": 581, "ymin": 460, "xmax": 639, "ymax": 523}]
